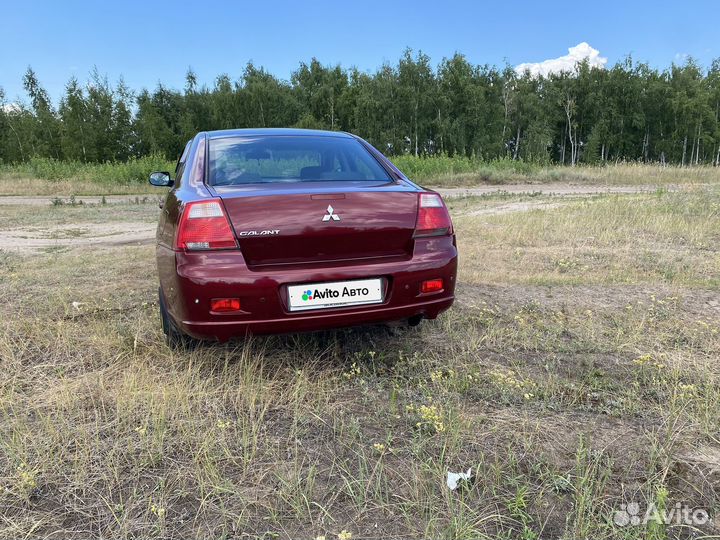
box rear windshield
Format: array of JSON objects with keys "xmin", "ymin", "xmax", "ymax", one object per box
[{"xmin": 208, "ymin": 135, "xmax": 391, "ymax": 185}]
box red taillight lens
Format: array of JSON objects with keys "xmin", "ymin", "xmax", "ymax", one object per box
[
  {"xmin": 421, "ymin": 279, "xmax": 444, "ymax": 293},
  {"xmin": 175, "ymin": 200, "xmax": 236, "ymax": 250},
  {"xmin": 210, "ymin": 298, "xmax": 241, "ymax": 312},
  {"xmin": 415, "ymin": 193, "xmax": 453, "ymax": 237}
]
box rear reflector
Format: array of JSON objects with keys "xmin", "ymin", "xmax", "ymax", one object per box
[
  {"xmin": 210, "ymin": 298, "xmax": 241, "ymax": 312},
  {"xmin": 414, "ymin": 193, "xmax": 452, "ymax": 237},
  {"xmin": 175, "ymin": 200, "xmax": 237, "ymax": 250},
  {"xmin": 421, "ymin": 279, "xmax": 444, "ymax": 293}
]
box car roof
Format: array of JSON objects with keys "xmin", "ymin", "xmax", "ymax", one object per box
[{"xmin": 205, "ymin": 128, "xmax": 353, "ymax": 139}]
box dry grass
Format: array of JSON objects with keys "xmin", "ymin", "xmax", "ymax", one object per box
[
  {"xmin": 0, "ymin": 171, "xmax": 157, "ymax": 196},
  {"xmin": 1, "ymin": 185, "xmax": 719, "ymax": 539},
  {"xmin": 2, "ymin": 163, "xmax": 719, "ymax": 197},
  {"xmin": 537, "ymin": 162, "xmax": 720, "ymax": 186},
  {"xmin": 453, "ymin": 186, "xmax": 720, "ymax": 287},
  {"xmin": 0, "ymin": 199, "xmax": 159, "ymax": 228},
  {"xmin": 406, "ymin": 162, "xmax": 720, "ymax": 188}
]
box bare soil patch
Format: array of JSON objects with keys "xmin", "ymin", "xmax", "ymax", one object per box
[{"xmin": 0, "ymin": 221, "xmax": 155, "ymax": 252}]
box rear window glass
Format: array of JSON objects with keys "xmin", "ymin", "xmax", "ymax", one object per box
[{"xmin": 208, "ymin": 135, "xmax": 391, "ymax": 185}]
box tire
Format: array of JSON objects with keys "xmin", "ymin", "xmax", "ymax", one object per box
[{"xmin": 158, "ymin": 287, "xmax": 195, "ymax": 349}]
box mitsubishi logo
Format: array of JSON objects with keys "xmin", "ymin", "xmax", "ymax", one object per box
[{"xmin": 322, "ymin": 205, "xmax": 340, "ymax": 222}]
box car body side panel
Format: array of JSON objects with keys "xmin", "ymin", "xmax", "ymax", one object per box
[{"xmin": 156, "ymin": 133, "xmax": 213, "ymax": 312}]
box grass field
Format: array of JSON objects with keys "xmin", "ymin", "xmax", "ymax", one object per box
[
  {"xmin": 0, "ymin": 156, "xmax": 173, "ymax": 195},
  {"xmin": 2, "ymin": 157, "xmax": 720, "ymax": 196},
  {"xmin": 1, "ymin": 183, "xmax": 719, "ymax": 539}
]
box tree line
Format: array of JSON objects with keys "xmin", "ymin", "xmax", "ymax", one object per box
[{"xmin": 1, "ymin": 50, "xmax": 720, "ymax": 166}]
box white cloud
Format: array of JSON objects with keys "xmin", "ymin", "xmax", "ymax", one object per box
[
  {"xmin": 516, "ymin": 42, "xmax": 607, "ymax": 77},
  {"xmin": 1, "ymin": 103, "xmax": 21, "ymax": 114}
]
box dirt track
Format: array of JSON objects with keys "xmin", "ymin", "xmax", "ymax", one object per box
[
  {"xmin": 0, "ymin": 222, "xmax": 155, "ymax": 251},
  {"xmin": 0, "ymin": 183, "xmax": 671, "ymax": 207},
  {"xmin": 0, "ymin": 184, "xmax": 667, "ymax": 252}
]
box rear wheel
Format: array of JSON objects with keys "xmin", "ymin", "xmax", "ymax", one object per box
[{"xmin": 159, "ymin": 287, "xmax": 195, "ymax": 349}]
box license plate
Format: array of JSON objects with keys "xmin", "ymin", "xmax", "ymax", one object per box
[{"xmin": 288, "ymin": 278, "xmax": 383, "ymax": 312}]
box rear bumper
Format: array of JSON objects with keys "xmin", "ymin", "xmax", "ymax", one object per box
[
  {"xmin": 183, "ymin": 295, "xmax": 454, "ymax": 338},
  {"xmin": 157, "ymin": 236, "xmax": 457, "ymax": 340}
]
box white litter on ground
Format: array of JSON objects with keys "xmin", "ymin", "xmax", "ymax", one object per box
[{"xmin": 446, "ymin": 468, "xmax": 473, "ymax": 490}]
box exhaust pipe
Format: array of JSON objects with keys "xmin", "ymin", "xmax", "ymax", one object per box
[{"xmin": 408, "ymin": 314, "xmax": 424, "ymax": 327}]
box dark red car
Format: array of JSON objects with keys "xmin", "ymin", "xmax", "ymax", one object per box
[{"xmin": 149, "ymin": 128, "xmax": 457, "ymax": 342}]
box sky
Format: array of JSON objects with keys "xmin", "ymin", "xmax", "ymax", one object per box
[{"xmin": 1, "ymin": 0, "xmax": 718, "ymax": 105}]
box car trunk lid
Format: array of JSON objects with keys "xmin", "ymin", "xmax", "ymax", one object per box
[{"xmin": 215, "ymin": 182, "xmax": 419, "ymax": 268}]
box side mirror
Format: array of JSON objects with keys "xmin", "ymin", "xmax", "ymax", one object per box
[{"xmin": 149, "ymin": 171, "xmax": 173, "ymax": 187}]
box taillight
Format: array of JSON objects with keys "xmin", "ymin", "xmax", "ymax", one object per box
[
  {"xmin": 210, "ymin": 298, "xmax": 241, "ymax": 312},
  {"xmin": 414, "ymin": 193, "xmax": 453, "ymax": 237},
  {"xmin": 421, "ymin": 279, "xmax": 444, "ymax": 293},
  {"xmin": 175, "ymin": 199, "xmax": 237, "ymax": 250}
]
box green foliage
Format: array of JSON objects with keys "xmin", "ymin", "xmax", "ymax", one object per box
[
  {"xmin": 3, "ymin": 154, "xmax": 174, "ymax": 183},
  {"xmin": 1, "ymin": 52, "xmax": 720, "ymax": 167}
]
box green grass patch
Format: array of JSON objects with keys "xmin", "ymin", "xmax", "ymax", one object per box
[
  {"xmin": 2, "ymin": 154, "xmax": 175, "ymax": 183},
  {"xmin": 2, "ymin": 156, "xmax": 720, "ymax": 197}
]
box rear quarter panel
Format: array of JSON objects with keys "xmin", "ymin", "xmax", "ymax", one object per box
[{"xmin": 156, "ymin": 133, "xmax": 213, "ymax": 315}]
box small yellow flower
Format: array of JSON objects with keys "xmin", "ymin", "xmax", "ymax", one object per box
[
  {"xmin": 150, "ymin": 503, "xmax": 166, "ymax": 519},
  {"xmin": 338, "ymin": 530, "xmax": 352, "ymax": 540},
  {"xmin": 17, "ymin": 462, "xmax": 37, "ymax": 490},
  {"xmin": 134, "ymin": 426, "xmax": 147, "ymax": 435},
  {"xmin": 417, "ymin": 404, "xmax": 445, "ymax": 433},
  {"xmin": 678, "ymin": 383, "xmax": 698, "ymax": 398},
  {"xmin": 316, "ymin": 536, "xmax": 326, "ymax": 540},
  {"xmin": 373, "ymin": 442, "xmax": 386, "ymax": 453},
  {"xmin": 633, "ymin": 354, "xmax": 657, "ymax": 367},
  {"xmin": 343, "ymin": 362, "xmax": 361, "ymax": 380}
]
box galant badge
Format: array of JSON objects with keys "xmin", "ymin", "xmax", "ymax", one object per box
[{"xmin": 322, "ymin": 205, "xmax": 340, "ymax": 222}]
